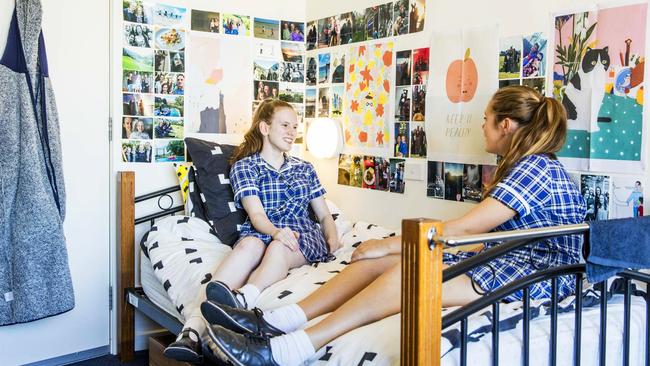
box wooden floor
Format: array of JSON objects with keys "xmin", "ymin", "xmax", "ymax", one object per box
[{"xmin": 66, "ymin": 351, "xmax": 148, "ymax": 366}]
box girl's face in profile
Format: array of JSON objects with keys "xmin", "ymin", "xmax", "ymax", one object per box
[{"xmin": 261, "ymin": 107, "xmax": 298, "ymax": 152}]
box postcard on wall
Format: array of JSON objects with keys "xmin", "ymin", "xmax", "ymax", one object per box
[
  {"xmin": 610, "ymin": 176, "xmax": 644, "ymax": 218},
  {"xmin": 153, "ymin": 4, "xmax": 187, "ymax": 27}
]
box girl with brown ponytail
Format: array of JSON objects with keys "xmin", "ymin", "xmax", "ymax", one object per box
[{"xmin": 202, "ymin": 87, "xmax": 586, "ymax": 366}]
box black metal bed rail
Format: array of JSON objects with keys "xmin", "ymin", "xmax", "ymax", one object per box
[{"xmin": 134, "ymin": 185, "xmax": 184, "ymax": 226}]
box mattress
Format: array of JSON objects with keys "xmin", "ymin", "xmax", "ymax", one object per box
[{"xmin": 141, "ymin": 252, "xmax": 183, "ymax": 323}]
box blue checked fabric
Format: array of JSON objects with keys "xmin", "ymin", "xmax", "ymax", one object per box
[
  {"xmin": 230, "ymin": 153, "xmax": 329, "ymax": 262},
  {"xmin": 443, "ymin": 154, "xmax": 586, "ymax": 301}
]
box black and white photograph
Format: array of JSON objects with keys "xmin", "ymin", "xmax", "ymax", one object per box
[
  {"xmin": 581, "ymin": 174, "xmax": 611, "ymax": 221},
  {"xmin": 154, "ymin": 50, "xmax": 184, "ymax": 73},
  {"xmin": 280, "ymin": 62, "xmax": 304, "ymax": 83},
  {"xmin": 123, "ymin": 23, "xmax": 152, "ymax": 48}
]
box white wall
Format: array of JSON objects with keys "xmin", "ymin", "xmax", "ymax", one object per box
[
  {"xmin": 305, "ymin": 0, "xmax": 650, "ymax": 230},
  {"xmin": 0, "ymin": 0, "xmax": 110, "ymax": 365}
]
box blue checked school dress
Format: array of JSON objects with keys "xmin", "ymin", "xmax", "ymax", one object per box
[
  {"xmin": 230, "ymin": 153, "xmax": 330, "ymax": 263},
  {"xmin": 443, "ymin": 154, "xmax": 586, "ymax": 301}
]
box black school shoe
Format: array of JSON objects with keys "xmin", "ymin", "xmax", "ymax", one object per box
[
  {"xmin": 206, "ymin": 281, "xmax": 245, "ymax": 309},
  {"xmin": 206, "ymin": 324, "xmax": 280, "ymax": 366},
  {"xmin": 201, "ymin": 301, "xmax": 285, "ymax": 337},
  {"xmin": 163, "ymin": 328, "xmax": 203, "ymax": 364}
]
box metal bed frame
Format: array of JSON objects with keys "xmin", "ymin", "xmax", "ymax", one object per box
[{"xmin": 117, "ymin": 171, "xmax": 650, "ymax": 365}]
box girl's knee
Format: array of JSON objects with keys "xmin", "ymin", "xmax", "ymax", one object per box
[
  {"xmin": 265, "ymin": 240, "xmax": 291, "ymax": 256},
  {"xmin": 234, "ymin": 237, "xmax": 266, "ymax": 254}
]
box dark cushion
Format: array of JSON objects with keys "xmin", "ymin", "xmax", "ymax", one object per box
[{"xmin": 184, "ymin": 137, "xmax": 247, "ymax": 246}]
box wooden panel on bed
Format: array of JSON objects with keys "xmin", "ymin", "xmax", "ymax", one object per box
[
  {"xmin": 118, "ymin": 171, "xmax": 135, "ymax": 362},
  {"xmin": 401, "ymin": 218, "xmax": 443, "ymax": 366}
]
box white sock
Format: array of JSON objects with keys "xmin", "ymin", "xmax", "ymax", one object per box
[
  {"xmin": 263, "ymin": 304, "xmax": 308, "ymax": 333},
  {"xmin": 237, "ymin": 284, "xmax": 261, "ymax": 309},
  {"xmin": 181, "ymin": 314, "xmax": 205, "ymax": 342},
  {"xmin": 269, "ymin": 330, "xmax": 315, "ymax": 366}
]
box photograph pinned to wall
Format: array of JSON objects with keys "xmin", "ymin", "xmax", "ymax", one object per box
[
  {"xmin": 291, "ymin": 104, "xmax": 305, "ymax": 144},
  {"xmin": 411, "ymin": 84, "xmax": 426, "ymax": 121},
  {"xmin": 394, "ymin": 121, "xmax": 410, "ymax": 157},
  {"xmin": 331, "ymin": 85, "xmax": 344, "ymax": 117},
  {"xmin": 154, "ymin": 27, "xmax": 186, "ymax": 51},
  {"xmin": 281, "ymin": 20, "xmax": 305, "ymax": 42},
  {"xmin": 317, "ymin": 17, "xmax": 333, "ymax": 48},
  {"xmin": 154, "ymin": 50, "xmax": 184, "ymax": 72},
  {"xmin": 123, "ymin": 93, "xmax": 154, "ymax": 116},
  {"xmin": 254, "ymin": 18, "xmax": 280, "ymax": 40},
  {"xmin": 155, "ymin": 95, "xmax": 184, "ymax": 117},
  {"xmin": 581, "ymin": 174, "xmax": 611, "ymax": 221},
  {"xmin": 280, "ymin": 62, "xmax": 304, "ymax": 83},
  {"xmin": 122, "ymin": 140, "xmax": 153, "ymax": 163},
  {"xmin": 154, "ymin": 117, "xmax": 184, "ymax": 139},
  {"xmin": 395, "ymin": 86, "xmax": 411, "ymax": 121},
  {"xmin": 305, "ymin": 88, "xmax": 316, "ymax": 118},
  {"xmin": 124, "ymin": 23, "xmax": 153, "ymax": 48},
  {"xmin": 306, "ymin": 21, "xmax": 318, "ymax": 50},
  {"xmin": 254, "ymin": 39, "xmax": 281, "ymax": 59},
  {"xmin": 318, "ymin": 53, "xmax": 331, "ymax": 83},
  {"xmin": 408, "ymin": 0, "xmax": 425, "ymax": 33},
  {"xmin": 331, "ymin": 52, "xmax": 345, "ymax": 83},
  {"xmin": 254, "ymin": 80, "xmax": 279, "ymax": 101},
  {"xmin": 393, "ymin": 0, "xmax": 409, "ymax": 36},
  {"xmin": 351, "ymin": 10, "xmax": 366, "ymax": 42},
  {"xmin": 522, "ymin": 32, "xmax": 547, "ymax": 78},
  {"xmin": 429, "ymin": 26, "xmax": 498, "ymax": 164},
  {"xmin": 186, "ymin": 35, "xmax": 252, "ymax": 134},
  {"xmin": 191, "ymin": 10, "xmax": 220, "ymax": 33},
  {"xmin": 444, "ymin": 162, "xmax": 464, "ymax": 202},
  {"xmin": 344, "ymin": 42, "xmax": 393, "ymax": 148},
  {"xmin": 499, "ymin": 36, "xmax": 522, "ymax": 79},
  {"xmin": 410, "ymin": 121, "xmax": 427, "ymax": 158},
  {"xmin": 481, "ymin": 164, "xmax": 497, "ymax": 193},
  {"xmin": 318, "ymin": 87, "xmax": 330, "ymax": 117},
  {"xmin": 379, "ymin": 3, "xmax": 394, "ymax": 38},
  {"xmin": 463, "ymin": 164, "xmax": 482, "ymax": 202},
  {"xmin": 337, "ymin": 154, "xmax": 352, "ymax": 185},
  {"xmin": 427, "ymin": 161, "xmax": 444, "ymax": 198},
  {"xmin": 154, "ymin": 72, "xmax": 184, "ymax": 95},
  {"xmin": 554, "ymin": 4, "xmax": 647, "ymax": 172},
  {"xmin": 222, "ymin": 13, "xmax": 251, "ymax": 36},
  {"xmin": 122, "ymin": 70, "xmax": 152, "ymax": 93},
  {"xmin": 125, "ymin": 117, "xmax": 153, "ymax": 140},
  {"xmin": 396, "ymin": 50, "xmax": 412, "ymax": 86},
  {"xmin": 123, "ymin": 47, "xmax": 153, "ymax": 72},
  {"xmin": 253, "ymin": 59, "xmax": 280, "ymax": 81},
  {"xmin": 362, "ymin": 156, "xmax": 376, "ymax": 189},
  {"xmin": 306, "ymin": 57, "xmax": 317, "ymax": 86},
  {"xmin": 279, "ymin": 83, "xmax": 304, "ymax": 104},
  {"xmin": 338, "ymin": 12, "xmax": 354, "ymax": 45},
  {"xmin": 349, "ymin": 155, "xmax": 364, "ymax": 188},
  {"xmin": 521, "ymin": 77, "xmax": 545, "ymax": 95},
  {"xmin": 155, "ymin": 139, "xmax": 186, "ymax": 163},
  {"xmin": 281, "ymin": 41, "xmax": 305, "ymax": 63},
  {"xmin": 412, "ymin": 47, "xmax": 429, "ymax": 85},
  {"xmin": 123, "ymin": 0, "xmax": 152, "ymax": 24},
  {"xmin": 498, "ymin": 79, "xmax": 520, "ymax": 89},
  {"xmin": 610, "ymin": 177, "xmax": 644, "ymax": 218},
  {"xmin": 389, "ymin": 158, "xmax": 406, "ymax": 193},
  {"xmin": 375, "ymin": 157, "xmax": 390, "ymax": 191},
  {"xmin": 153, "ymin": 4, "xmax": 187, "ymax": 26},
  {"xmin": 365, "ymin": 6, "xmax": 380, "ymax": 40}
]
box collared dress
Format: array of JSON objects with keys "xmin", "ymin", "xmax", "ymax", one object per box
[
  {"xmin": 230, "ymin": 153, "xmax": 330, "ymax": 263},
  {"xmin": 443, "ymin": 154, "xmax": 586, "ymax": 301}
]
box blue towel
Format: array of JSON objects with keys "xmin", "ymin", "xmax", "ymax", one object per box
[{"xmin": 586, "ymin": 216, "xmax": 650, "ymax": 283}]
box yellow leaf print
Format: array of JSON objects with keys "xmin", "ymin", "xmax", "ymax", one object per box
[
  {"xmin": 378, "ymin": 93, "xmax": 387, "ymax": 105},
  {"xmin": 363, "ymin": 110, "xmax": 373, "ymax": 126}
]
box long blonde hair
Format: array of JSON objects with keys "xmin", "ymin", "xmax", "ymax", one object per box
[
  {"xmin": 230, "ymin": 99, "xmax": 295, "ymax": 164},
  {"xmin": 484, "ymin": 85, "xmax": 567, "ymax": 195}
]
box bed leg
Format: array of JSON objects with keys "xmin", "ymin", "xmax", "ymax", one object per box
[
  {"xmin": 401, "ymin": 218, "xmax": 443, "ymax": 366},
  {"xmin": 117, "ymin": 171, "xmax": 135, "ymax": 362}
]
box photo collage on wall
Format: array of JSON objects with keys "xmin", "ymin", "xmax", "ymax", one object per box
[
  {"xmin": 394, "ymin": 47, "xmax": 428, "ymax": 159},
  {"xmin": 252, "ymin": 18, "xmax": 307, "ymax": 143},
  {"xmin": 566, "ymin": 172, "xmax": 645, "ymax": 220},
  {"xmin": 427, "ymin": 161, "xmax": 496, "ymax": 203},
  {"xmin": 122, "ymin": 1, "xmax": 187, "ymax": 163},
  {"xmin": 338, "ymin": 154, "xmax": 407, "ymax": 194},
  {"xmin": 498, "ymin": 32, "xmax": 547, "ymax": 94}
]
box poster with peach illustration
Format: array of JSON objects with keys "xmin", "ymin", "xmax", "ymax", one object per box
[
  {"xmin": 428, "ymin": 26, "xmax": 498, "ymax": 164},
  {"xmin": 343, "ymin": 42, "xmax": 393, "ymax": 148}
]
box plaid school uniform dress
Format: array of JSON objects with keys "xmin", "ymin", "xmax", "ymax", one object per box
[
  {"xmin": 443, "ymin": 154, "xmax": 586, "ymax": 301},
  {"xmin": 230, "ymin": 153, "xmax": 330, "ymax": 263}
]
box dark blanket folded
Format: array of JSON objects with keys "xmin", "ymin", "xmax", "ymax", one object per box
[{"xmin": 586, "ymin": 216, "xmax": 650, "ymax": 283}]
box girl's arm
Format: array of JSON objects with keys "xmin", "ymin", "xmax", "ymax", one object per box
[
  {"xmin": 241, "ymin": 195, "xmax": 300, "ymax": 251},
  {"xmin": 310, "ymin": 196, "xmax": 340, "ymax": 253}
]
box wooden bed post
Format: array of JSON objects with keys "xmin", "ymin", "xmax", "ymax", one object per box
[
  {"xmin": 401, "ymin": 218, "xmax": 444, "ymax": 366},
  {"xmin": 117, "ymin": 171, "xmax": 135, "ymax": 362}
]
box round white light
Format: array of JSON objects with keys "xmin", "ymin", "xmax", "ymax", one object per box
[{"xmin": 306, "ymin": 118, "xmax": 343, "ymax": 159}]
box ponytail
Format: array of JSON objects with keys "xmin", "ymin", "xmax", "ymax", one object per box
[{"xmin": 484, "ymin": 85, "xmax": 567, "ymax": 195}]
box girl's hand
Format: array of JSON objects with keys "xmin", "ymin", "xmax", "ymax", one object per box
[
  {"xmin": 327, "ymin": 239, "xmax": 342, "ymax": 253},
  {"xmin": 351, "ymin": 239, "xmax": 390, "ymax": 262},
  {"xmin": 273, "ymin": 227, "xmax": 300, "ymax": 251}
]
